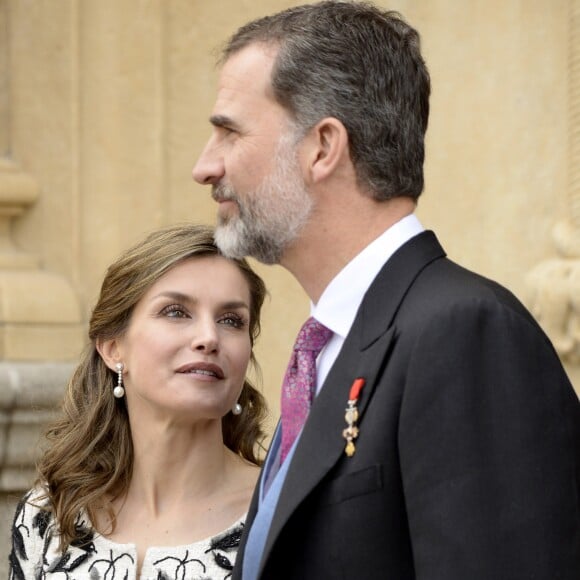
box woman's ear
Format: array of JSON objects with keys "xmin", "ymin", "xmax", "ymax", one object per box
[
  {"xmin": 96, "ymin": 338, "xmax": 122, "ymax": 372},
  {"xmin": 304, "ymin": 117, "xmax": 350, "ymax": 183}
]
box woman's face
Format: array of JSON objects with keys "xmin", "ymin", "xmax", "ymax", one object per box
[{"xmin": 111, "ymin": 255, "xmax": 253, "ymax": 424}]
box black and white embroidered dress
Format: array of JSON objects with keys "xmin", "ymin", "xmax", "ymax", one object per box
[{"xmin": 9, "ymin": 488, "xmax": 244, "ymax": 580}]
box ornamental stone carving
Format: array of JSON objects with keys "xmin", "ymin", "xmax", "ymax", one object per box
[{"xmin": 527, "ymin": 0, "xmax": 580, "ymax": 367}]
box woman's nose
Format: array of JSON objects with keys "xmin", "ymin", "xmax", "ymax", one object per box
[{"xmin": 190, "ymin": 321, "xmax": 219, "ymax": 353}]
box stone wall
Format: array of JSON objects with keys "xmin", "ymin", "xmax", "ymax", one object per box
[
  {"xmin": 0, "ymin": 0, "xmax": 577, "ymax": 576},
  {"xmin": 0, "ymin": 363, "xmax": 74, "ymax": 572}
]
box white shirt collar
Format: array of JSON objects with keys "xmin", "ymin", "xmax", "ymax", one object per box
[{"xmin": 311, "ymin": 214, "xmax": 424, "ymax": 338}]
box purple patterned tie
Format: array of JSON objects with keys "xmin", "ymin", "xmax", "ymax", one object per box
[{"xmin": 280, "ymin": 317, "xmax": 333, "ymax": 463}]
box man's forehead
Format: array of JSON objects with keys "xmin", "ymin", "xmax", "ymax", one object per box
[
  {"xmin": 218, "ymin": 44, "xmax": 277, "ymax": 91},
  {"xmin": 212, "ymin": 46, "xmax": 281, "ymax": 118}
]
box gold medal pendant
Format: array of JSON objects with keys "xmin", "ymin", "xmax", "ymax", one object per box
[{"xmin": 342, "ymin": 378, "xmax": 365, "ymax": 457}]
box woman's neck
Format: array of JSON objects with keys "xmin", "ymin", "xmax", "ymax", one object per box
[{"xmin": 127, "ymin": 418, "xmax": 232, "ymax": 517}]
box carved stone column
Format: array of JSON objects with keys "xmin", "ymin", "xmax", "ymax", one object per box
[{"xmin": 527, "ymin": 0, "xmax": 580, "ymax": 377}]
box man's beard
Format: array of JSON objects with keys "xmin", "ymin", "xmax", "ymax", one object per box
[{"xmin": 213, "ymin": 132, "xmax": 313, "ymax": 265}]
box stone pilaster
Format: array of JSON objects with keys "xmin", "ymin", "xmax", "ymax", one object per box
[
  {"xmin": 0, "ymin": 158, "xmax": 83, "ymax": 361},
  {"xmin": 0, "ymin": 158, "xmax": 83, "ymax": 570}
]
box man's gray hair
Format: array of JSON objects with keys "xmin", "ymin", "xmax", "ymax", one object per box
[{"xmin": 221, "ymin": 0, "xmax": 430, "ymax": 201}]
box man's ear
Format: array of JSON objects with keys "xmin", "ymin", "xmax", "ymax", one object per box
[
  {"xmin": 96, "ymin": 338, "xmax": 123, "ymax": 372},
  {"xmin": 304, "ymin": 117, "xmax": 349, "ymax": 183}
]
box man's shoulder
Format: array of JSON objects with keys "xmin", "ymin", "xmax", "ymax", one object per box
[{"xmin": 368, "ymin": 238, "xmax": 537, "ymax": 335}]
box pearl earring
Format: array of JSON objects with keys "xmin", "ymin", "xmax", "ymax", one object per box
[
  {"xmin": 232, "ymin": 402, "xmax": 242, "ymax": 415},
  {"xmin": 113, "ymin": 363, "xmax": 125, "ymax": 398}
]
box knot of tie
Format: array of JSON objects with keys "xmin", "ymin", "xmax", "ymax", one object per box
[
  {"xmin": 280, "ymin": 317, "xmax": 332, "ymax": 463},
  {"xmin": 293, "ymin": 316, "xmax": 333, "ymax": 353}
]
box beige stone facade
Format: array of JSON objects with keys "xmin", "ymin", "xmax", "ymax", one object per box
[{"xmin": 0, "ymin": 0, "xmax": 577, "ymax": 574}]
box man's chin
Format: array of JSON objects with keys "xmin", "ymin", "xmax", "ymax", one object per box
[
  {"xmin": 214, "ymin": 226, "xmax": 247, "ymax": 260},
  {"xmin": 214, "ymin": 226, "xmax": 283, "ymax": 264}
]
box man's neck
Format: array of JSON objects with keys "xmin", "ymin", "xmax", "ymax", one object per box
[{"xmin": 281, "ymin": 196, "xmax": 417, "ymax": 303}]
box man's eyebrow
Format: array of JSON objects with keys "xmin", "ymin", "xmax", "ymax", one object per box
[{"xmin": 209, "ymin": 114, "xmax": 240, "ymax": 130}]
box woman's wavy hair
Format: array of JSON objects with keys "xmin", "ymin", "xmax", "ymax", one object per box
[{"xmin": 36, "ymin": 223, "xmax": 268, "ymax": 549}]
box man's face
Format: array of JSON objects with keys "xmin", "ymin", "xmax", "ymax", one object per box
[{"xmin": 192, "ymin": 44, "xmax": 313, "ymax": 264}]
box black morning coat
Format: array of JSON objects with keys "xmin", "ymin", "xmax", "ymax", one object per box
[{"xmin": 233, "ymin": 231, "xmax": 580, "ymax": 580}]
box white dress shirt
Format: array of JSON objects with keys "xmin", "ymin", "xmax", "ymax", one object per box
[{"xmin": 312, "ymin": 213, "xmax": 424, "ymax": 392}]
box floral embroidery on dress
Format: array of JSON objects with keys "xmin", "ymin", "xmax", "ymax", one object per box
[
  {"xmin": 204, "ymin": 524, "xmax": 244, "ymax": 576},
  {"xmin": 9, "ymin": 488, "xmax": 245, "ymax": 580}
]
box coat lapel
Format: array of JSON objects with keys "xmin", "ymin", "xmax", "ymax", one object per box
[{"xmin": 257, "ymin": 231, "xmax": 446, "ymax": 572}]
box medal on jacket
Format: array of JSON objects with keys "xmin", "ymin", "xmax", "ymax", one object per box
[{"xmin": 343, "ymin": 377, "xmax": 365, "ymax": 457}]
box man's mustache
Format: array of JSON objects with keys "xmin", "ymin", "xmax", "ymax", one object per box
[{"xmin": 212, "ymin": 184, "xmax": 238, "ymax": 204}]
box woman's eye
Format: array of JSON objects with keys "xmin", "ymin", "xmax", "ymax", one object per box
[
  {"xmin": 160, "ymin": 305, "xmax": 188, "ymax": 318},
  {"xmin": 219, "ymin": 313, "xmax": 246, "ymax": 329}
]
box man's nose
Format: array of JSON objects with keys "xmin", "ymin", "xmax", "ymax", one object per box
[{"xmin": 192, "ymin": 140, "xmax": 224, "ymax": 185}]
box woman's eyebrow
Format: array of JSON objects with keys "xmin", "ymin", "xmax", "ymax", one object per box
[{"xmin": 151, "ymin": 291, "xmax": 250, "ymax": 311}]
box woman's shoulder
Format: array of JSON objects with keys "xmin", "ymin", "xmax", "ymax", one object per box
[
  {"xmin": 17, "ymin": 485, "xmax": 48, "ymax": 503},
  {"xmin": 12, "ymin": 486, "xmax": 52, "ymax": 530},
  {"xmin": 9, "ymin": 486, "xmax": 55, "ymax": 579},
  {"xmin": 10, "ymin": 486, "xmax": 106, "ymax": 580}
]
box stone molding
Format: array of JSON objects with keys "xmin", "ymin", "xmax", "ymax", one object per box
[
  {"xmin": 0, "ymin": 157, "xmax": 38, "ymax": 270},
  {"xmin": 0, "ymin": 362, "xmax": 73, "ymax": 493}
]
